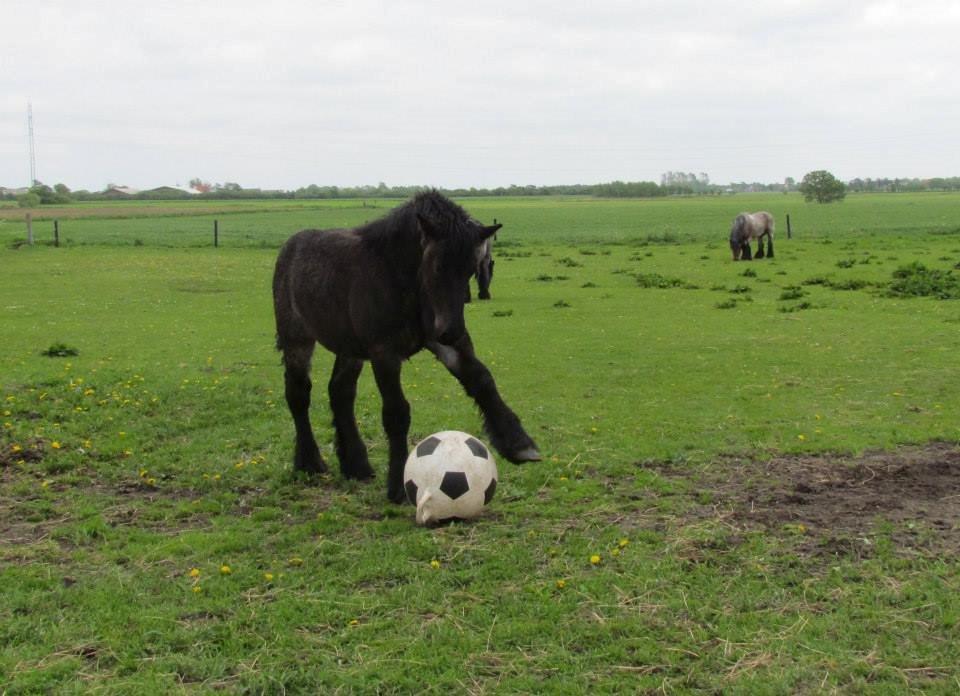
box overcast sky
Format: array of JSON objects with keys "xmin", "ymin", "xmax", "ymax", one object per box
[{"xmin": 2, "ymin": 1, "xmax": 958, "ymax": 191}]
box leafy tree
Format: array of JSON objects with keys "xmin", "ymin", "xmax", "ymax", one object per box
[
  {"xmin": 18, "ymin": 192, "xmax": 40, "ymax": 208},
  {"xmin": 799, "ymin": 170, "xmax": 847, "ymax": 203},
  {"xmin": 26, "ymin": 182, "xmax": 72, "ymax": 204}
]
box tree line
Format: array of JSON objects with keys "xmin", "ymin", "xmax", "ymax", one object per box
[{"xmin": 6, "ymin": 173, "xmax": 960, "ymax": 207}]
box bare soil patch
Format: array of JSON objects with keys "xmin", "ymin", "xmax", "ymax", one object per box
[{"xmin": 660, "ymin": 442, "xmax": 960, "ymax": 559}]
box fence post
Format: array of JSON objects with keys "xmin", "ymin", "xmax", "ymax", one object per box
[
  {"xmin": 214, "ymin": 219, "xmax": 219, "ymax": 247},
  {"xmin": 786, "ymin": 214, "xmax": 792, "ymax": 239},
  {"xmin": 26, "ymin": 213, "xmax": 33, "ymax": 245},
  {"xmin": 54, "ymin": 219, "xmax": 60, "ymax": 247}
]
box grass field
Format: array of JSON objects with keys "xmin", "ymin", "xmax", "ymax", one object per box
[
  {"xmin": 3, "ymin": 190, "xmax": 959, "ymax": 247},
  {"xmin": 2, "ymin": 193, "xmax": 960, "ymax": 692}
]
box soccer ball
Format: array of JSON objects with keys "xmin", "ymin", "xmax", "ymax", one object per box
[{"xmin": 403, "ymin": 431, "xmax": 498, "ymax": 526}]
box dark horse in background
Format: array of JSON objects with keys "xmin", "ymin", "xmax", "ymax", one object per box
[
  {"xmin": 730, "ymin": 211, "xmax": 775, "ymax": 260},
  {"xmin": 273, "ymin": 191, "xmax": 541, "ymax": 502},
  {"xmin": 465, "ymin": 224, "xmax": 495, "ymax": 302}
]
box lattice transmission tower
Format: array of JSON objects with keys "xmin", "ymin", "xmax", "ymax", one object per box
[{"xmin": 28, "ymin": 101, "xmax": 37, "ymax": 185}]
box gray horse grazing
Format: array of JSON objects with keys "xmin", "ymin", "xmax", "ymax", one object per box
[{"xmin": 729, "ymin": 211, "xmax": 775, "ymax": 260}]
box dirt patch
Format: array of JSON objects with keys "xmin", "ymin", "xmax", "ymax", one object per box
[{"xmin": 658, "ymin": 442, "xmax": 960, "ymax": 559}]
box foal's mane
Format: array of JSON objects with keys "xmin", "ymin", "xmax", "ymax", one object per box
[{"xmin": 361, "ymin": 190, "xmax": 481, "ymax": 258}]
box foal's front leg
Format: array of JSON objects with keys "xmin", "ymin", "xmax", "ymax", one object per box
[
  {"xmin": 428, "ymin": 335, "xmax": 540, "ymax": 464},
  {"xmin": 370, "ymin": 356, "xmax": 412, "ymax": 503}
]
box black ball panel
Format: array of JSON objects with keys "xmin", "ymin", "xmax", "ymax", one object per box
[{"xmin": 439, "ymin": 471, "xmax": 470, "ymax": 500}]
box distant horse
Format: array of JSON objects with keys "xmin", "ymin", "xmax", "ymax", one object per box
[
  {"xmin": 729, "ymin": 211, "xmax": 775, "ymax": 260},
  {"xmin": 465, "ymin": 225, "xmax": 495, "ymax": 302},
  {"xmin": 273, "ymin": 191, "xmax": 541, "ymax": 502}
]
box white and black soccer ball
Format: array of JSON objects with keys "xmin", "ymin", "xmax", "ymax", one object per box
[{"xmin": 403, "ymin": 431, "xmax": 498, "ymax": 526}]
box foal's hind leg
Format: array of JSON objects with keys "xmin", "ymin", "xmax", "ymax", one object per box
[
  {"xmin": 283, "ymin": 343, "xmax": 326, "ymax": 474},
  {"xmin": 428, "ymin": 335, "xmax": 540, "ymax": 464},
  {"xmin": 766, "ymin": 235, "xmax": 774, "ymax": 258},
  {"xmin": 370, "ymin": 356, "xmax": 411, "ymax": 503},
  {"xmin": 329, "ymin": 355, "xmax": 374, "ymax": 481}
]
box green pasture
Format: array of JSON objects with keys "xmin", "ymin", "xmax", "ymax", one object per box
[
  {"xmin": 3, "ymin": 191, "xmax": 959, "ymax": 248},
  {"xmin": 2, "ymin": 193, "xmax": 960, "ymax": 692}
]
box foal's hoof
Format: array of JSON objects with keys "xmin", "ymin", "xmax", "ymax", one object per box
[
  {"xmin": 506, "ymin": 446, "xmax": 542, "ymax": 463},
  {"xmin": 387, "ymin": 485, "xmax": 409, "ymax": 505},
  {"xmin": 294, "ymin": 449, "xmax": 327, "ymax": 475},
  {"xmin": 341, "ymin": 463, "xmax": 375, "ymax": 481}
]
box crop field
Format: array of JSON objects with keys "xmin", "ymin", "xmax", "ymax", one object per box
[{"xmin": 2, "ymin": 193, "xmax": 960, "ymax": 692}]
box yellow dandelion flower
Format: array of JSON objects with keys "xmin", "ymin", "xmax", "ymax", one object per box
[
  {"xmin": 590, "ymin": 554, "xmax": 601, "ymax": 565},
  {"xmin": 192, "ymin": 585, "xmax": 202, "ymax": 594},
  {"xmin": 348, "ymin": 619, "xmax": 360, "ymax": 627},
  {"xmin": 264, "ymin": 572, "xmax": 274, "ymax": 582},
  {"xmin": 41, "ymin": 480, "xmax": 51, "ymax": 489},
  {"xmin": 556, "ymin": 579, "xmax": 566, "ymax": 589},
  {"xmin": 147, "ymin": 477, "xmax": 157, "ymax": 486},
  {"xmin": 139, "ymin": 469, "xmax": 148, "ymax": 478},
  {"xmin": 51, "ymin": 441, "xmax": 62, "ymax": 449},
  {"xmin": 430, "ymin": 559, "xmax": 441, "ymax": 569},
  {"xmin": 189, "ymin": 568, "xmax": 201, "ymax": 578},
  {"xmin": 618, "ymin": 538, "xmax": 629, "ymax": 548},
  {"xmin": 11, "ymin": 444, "xmax": 22, "ymax": 453},
  {"xmin": 220, "ymin": 564, "xmax": 231, "ymax": 575},
  {"xmin": 212, "ymin": 473, "xmax": 221, "ymax": 481},
  {"xmin": 288, "ymin": 557, "xmax": 304, "ymax": 566}
]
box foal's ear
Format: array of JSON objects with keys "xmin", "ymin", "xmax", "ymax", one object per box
[
  {"xmin": 480, "ymin": 223, "xmax": 502, "ymax": 241},
  {"xmin": 417, "ymin": 213, "xmax": 441, "ymax": 241}
]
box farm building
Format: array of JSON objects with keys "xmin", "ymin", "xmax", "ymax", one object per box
[
  {"xmin": 102, "ymin": 185, "xmax": 140, "ymax": 198},
  {"xmin": 140, "ymin": 185, "xmax": 200, "ymax": 198}
]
